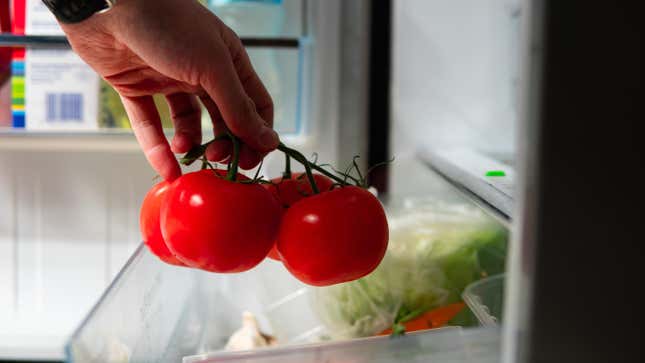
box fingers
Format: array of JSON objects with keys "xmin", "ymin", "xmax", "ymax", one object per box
[
  {"xmin": 199, "ymin": 32, "xmax": 279, "ymax": 154},
  {"xmin": 205, "ymin": 121, "xmax": 232, "ymax": 163},
  {"xmin": 201, "ymin": 95, "xmax": 264, "ymax": 169},
  {"xmin": 166, "ymin": 93, "xmax": 202, "ymax": 153},
  {"xmin": 122, "ymin": 95, "xmax": 181, "ymax": 181},
  {"xmin": 200, "ymin": 95, "xmax": 231, "ymax": 162},
  {"xmin": 238, "ymin": 144, "xmax": 263, "ymax": 170},
  {"xmin": 206, "ymin": 141, "xmax": 232, "ymax": 163}
]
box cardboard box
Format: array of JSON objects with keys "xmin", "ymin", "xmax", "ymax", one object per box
[{"xmin": 11, "ymin": 0, "xmax": 99, "ymax": 130}]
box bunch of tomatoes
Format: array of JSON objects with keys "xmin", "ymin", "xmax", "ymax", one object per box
[{"xmin": 139, "ymin": 138, "xmax": 389, "ymax": 287}]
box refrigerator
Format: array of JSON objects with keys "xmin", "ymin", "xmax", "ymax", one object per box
[{"xmin": 1, "ymin": 0, "xmax": 642, "ymax": 362}]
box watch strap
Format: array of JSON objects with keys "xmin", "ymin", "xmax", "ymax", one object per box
[{"xmin": 41, "ymin": 0, "xmax": 113, "ymax": 24}]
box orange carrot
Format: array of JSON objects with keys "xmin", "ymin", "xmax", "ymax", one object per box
[{"xmin": 379, "ymin": 302, "xmax": 466, "ymax": 336}]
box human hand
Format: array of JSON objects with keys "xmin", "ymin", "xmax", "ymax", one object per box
[{"xmin": 60, "ymin": 0, "xmax": 279, "ymax": 181}]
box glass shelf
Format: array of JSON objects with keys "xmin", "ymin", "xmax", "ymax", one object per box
[
  {"xmin": 0, "ymin": 128, "xmax": 142, "ymax": 151},
  {"xmin": 0, "ymin": 34, "xmax": 300, "ymax": 49},
  {"xmin": 0, "ymin": 128, "xmax": 309, "ymax": 152}
]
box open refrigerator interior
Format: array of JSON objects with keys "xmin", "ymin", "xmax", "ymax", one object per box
[
  {"xmin": 2, "ymin": 0, "xmax": 524, "ymax": 361},
  {"xmin": 3, "ymin": 0, "xmax": 642, "ymax": 361}
]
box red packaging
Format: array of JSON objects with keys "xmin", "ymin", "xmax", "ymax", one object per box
[{"xmin": 12, "ymin": 0, "xmax": 26, "ymax": 60}]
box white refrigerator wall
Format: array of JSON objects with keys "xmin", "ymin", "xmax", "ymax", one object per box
[
  {"xmin": 390, "ymin": 0, "xmax": 521, "ymax": 194},
  {"xmin": 0, "ymin": 151, "xmax": 150, "ymax": 358}
]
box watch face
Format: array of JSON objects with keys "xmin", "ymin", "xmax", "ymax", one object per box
[{"xmin": 41, "ymin": 0, "xmax": 111, "ymax": 24}]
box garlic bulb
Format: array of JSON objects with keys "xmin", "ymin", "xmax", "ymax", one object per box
[{"xmin": 225, "ymin": 311, "xmax": 277, "ymax": 351}]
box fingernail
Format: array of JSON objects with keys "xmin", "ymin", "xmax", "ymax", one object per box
[
  {"xmin": 258, "ymin": 128, "xmax": 279, "ymax": 149},
  {"xmin": 171, "ymin": 133, "xmax": 194, "ymax": 154}
]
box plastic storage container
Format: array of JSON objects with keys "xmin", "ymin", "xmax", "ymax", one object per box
[
  {"xmin": 66, "ymin": 244, "xmax": 502, "ymax": 363},
  {"xmin": 462, "ymin": 274, "xmax": 505, "ymax": 326}
]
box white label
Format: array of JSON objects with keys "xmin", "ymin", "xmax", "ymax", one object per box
[
  {"xmin": 25, "ymin": 0, "xmax": 64, "ymax": 35},
  {"xmin": 25, "ymin": 49, "xmax": 99, "ymax": 130}
]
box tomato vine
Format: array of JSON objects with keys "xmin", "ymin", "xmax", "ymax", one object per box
[{"xmin": 180, "ymin": 136, "xmax": 392, "ymax": 194}]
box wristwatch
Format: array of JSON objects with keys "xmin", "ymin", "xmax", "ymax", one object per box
[{"xmin": 41, "ymin": 0, "xmax": 117, "ymax": 24}]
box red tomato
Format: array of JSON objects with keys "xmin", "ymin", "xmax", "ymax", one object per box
[
  {"xmin": 278, "ymin": 186, "xmax": 388, "ymax": 286},
  {"xmin": 264, "ymin": 173, "xmax": 335, "ymax": 208},
  {"xmin": 161, "ymin": 169, "xmax": 282, "ymax": 273},
  {"xmin": 140, "ymin": 182, "xmax": 186, "ymax": 266},
  {"xmin": 263, "ymin": 173, "xmax": 334, "ymax": 261}
]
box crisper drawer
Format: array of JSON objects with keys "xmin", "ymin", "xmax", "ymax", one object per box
[{"xmin": 66, "ymin": 244, "xmax": 501, "ymax": 363}]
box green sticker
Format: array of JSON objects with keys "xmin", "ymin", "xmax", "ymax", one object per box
[{"xmin": 485, "ymin": 170, "xmax": 506, "ymax": 177}]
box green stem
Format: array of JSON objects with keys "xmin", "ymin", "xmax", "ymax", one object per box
[
  {"xmin": 181, "ymin": 138, "xmax": 365, "ymax": 190},
  {"xmin": 252, "ymin": 159, "xmax": 264, "ymax": 182},
  {"xmin": 226, "ymin": 132, "xmax": 240, "ymax": 182},
  {"xmin": 283, "ymin": 153, "xmax": 292, "ymax": 179},
  {"xmin": 353, "ymin": 156, "xmax": 365, "ymax": 185},
  {"xmin": 180, "ymin": 134, "xmax": 228, "ymax": 166},
  {"xmin": 310, "ymin": 161, "xmax": 352, "ymax": 185},
  {"xmin": 277, "ymin": 143, "xmax": 349, "ymax": 186},
  {"xmin": 276, "ymin": 143, "xmax": 320, "ymax": 194}
]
